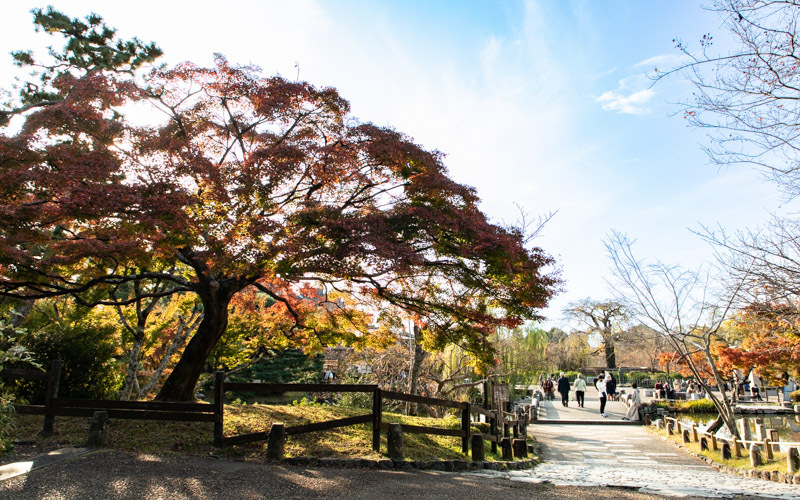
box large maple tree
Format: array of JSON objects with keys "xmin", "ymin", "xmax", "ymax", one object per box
[{"xmin": 0, "ymin": 10, "xmax": 561, "ymax": 400}]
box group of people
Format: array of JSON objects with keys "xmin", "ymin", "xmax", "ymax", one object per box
[{"xmin": 539, "ymin": 371, "xmax": 643, "ymax": 421}]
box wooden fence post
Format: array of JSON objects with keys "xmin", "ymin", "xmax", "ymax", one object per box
[
  {"xmin": 763, "ymin": 439, "xmax": 774, "ymax": 460},
  {"xmin": 42, "ymin": 359, "xmax": 62, "ymax": 437},
  {"xmin": 372, "ymin": 388, "xmax": 382, "ymax": 453},
  {"xmin": 489, "ymin": 414, "xmax": 498, "ymax": 454},
  {"xmin": 213, "ymin": 371, "xmax": 225, "ymax": 447},
  {"xmin": 710, "ymin": 434, "xmax": 718, "ymax": 451},
  {"xmin": 461, "ymin": 402, "xmax": 470, "ymax": 454},
  {"xmin": 768, "ymin": 429, "xmax": 779, "ymax": 453}
]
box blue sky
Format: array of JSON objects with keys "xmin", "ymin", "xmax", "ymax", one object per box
[{"xmin": 1, "ymin": 1, "xmax": 788, "ymax": 326}]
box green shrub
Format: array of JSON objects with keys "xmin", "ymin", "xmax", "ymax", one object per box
[
  {"xmin": 8, "ymin": 323, "xmax": 121, "ymax": 401},
  {"xmin": 0, "ymin": 395, "xmax": 16, "ymax": 455}
]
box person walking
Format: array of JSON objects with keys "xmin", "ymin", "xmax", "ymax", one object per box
[
  {"xmin": 557, "ymin": 372, "xmax": 570, "ymax": 407},
  {"xmin": 622, "ymin": 382, "xmax": 642, "ymax": 420},
  {"xmin": 573, "ymin": 373, "xmax": 587, "ymax": 408},
  {"xmin": 596, "ymin": 371, "xmax": 608, "ymax": 418}
]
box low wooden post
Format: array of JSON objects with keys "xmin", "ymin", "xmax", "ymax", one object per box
[
  {"xmin": 512, "ymin": 420, "xmax": 519, "ymax": 439},
  {"xmin": 767, "ymin": 429, "xmax": 779, "ymax": 453},
  {"xmin": 489, "ymin": 415, "xmax": 498, "ymax": 454},
  {"xmin": 500, "ymin": 437, "xmax": 512, "ymax": 461},
  {"xmin": 512, "ymin": 438, "xmax": 527, "ymax": 458},
  {"xmin": 461, "ymin": 402, "xmax": 470, "ymax": 454},
  {"xmin": 787, "ymin": 447, "xmax": 799, "ymax": 474},
  {"xmin": 666, "ymin": 419, "xmax": 673, "ymax": 436},
  {"xmin": 372, "ymin": 388, "xmax": 382, "ymax": 453},
  {"xmin": 763, "ymin": 439, "xmax": 774, "ymax": 460},
  {"xmin": 471, "ymin": 434, "xmax": 485, "ymax": 462},
  {"xmin": 42, "ymin": 359, "xmax": 62, "ymax": 437},
  {"xmin": 87, "ymin": 410, "xmax": 109, "ymax": 447},
  {"xmin": 387, "ymin": 423, "xmax": 403, "ymax": 460},
  {"xmin": 503, "ymin": 421, "xmax": 510, "ymax": 439},
  {"xmin": 710, "ymin": 434, "xmax": 718, "ymax": 451},
  {"xmin": 213, "ymin": 371, "xmax": 225, "ymax": 447},
  {"xmin": 691, "ymin": 424, "xmax": 698, "ymax": 442},
  {"xmin": 267, "ymin": 423, "xmax": 285, "ymax": 460},
  {"xmin": 700, "ymin": 436, "xmax": 708, "ymax": 451},
  {"xmin": 682, "ymin": 429, "xmax": 691, "ymax": 443},
  {"xmin": 733, "ymin": 437, "xmax": 742, "ymax": 458},
  {"xmin": 750, "ymin": 443, "xmax": 763, "ymax": 467}
]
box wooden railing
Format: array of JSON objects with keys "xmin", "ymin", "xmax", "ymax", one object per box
[
  {"xmin": 4, "ymin": 366, "xmax": 531, "ymax": 461},
  {"xmin": 662, "ymin": 416, "xmax": 800, "ymax": 474}
]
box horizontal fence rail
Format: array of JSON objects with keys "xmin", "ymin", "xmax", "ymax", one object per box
[{"xmin": 4, "ymin": 365, "xmax": 530, "ymax": 462}]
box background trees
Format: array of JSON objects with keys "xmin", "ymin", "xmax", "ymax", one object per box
[
  {"xmin": 0, "ymin": 9, "xmax": 561, "ymax": 400},
  {"xmin": 564, "ymin": 299, "xmax": 628, "ymax": 368}
]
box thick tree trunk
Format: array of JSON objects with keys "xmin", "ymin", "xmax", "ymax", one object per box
[
  {"xmin": 604, "ymin": 340, "xmax": 616, "ymax": 369},
  {"xmin": 155, "ymin": 283, "xmax": 234, "ymax": 401}
]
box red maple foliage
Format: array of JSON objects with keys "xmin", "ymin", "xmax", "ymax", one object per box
[{"xmin": 0, "ymin": 11, "xmax": 562, "ymax": 400}]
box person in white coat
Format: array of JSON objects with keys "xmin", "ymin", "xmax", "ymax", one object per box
[
  {"xmin": 622, "ymin": 382, "xmax": 642, "ymax": 420},
  {"xmin": 596, "ymin": 371, "xmax": 608, "ymax": 418}
]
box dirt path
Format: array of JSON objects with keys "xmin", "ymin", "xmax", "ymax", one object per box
[{"xmin": 0, "ymin": 448, "xmax": 684, "ymax": 500}]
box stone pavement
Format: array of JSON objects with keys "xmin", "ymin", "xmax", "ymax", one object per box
[{"xmin": 467, "ymin": 388, "xmax": 800, "ymax": 499}]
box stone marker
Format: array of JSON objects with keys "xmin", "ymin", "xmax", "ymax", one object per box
[
  {"xmin": 656, "ymin": 419, "xmax": 664, "ymax": 430},
  {"xmin": 721, "ymin": 442, "xmax": 731, "ymax": 460},
  {"xmin": 750, "ymin": 443, "xmax": 763, "ymax": 467},
  {"xmin": 87, "ymin": 411, "xmax": 109, "ymax": 447},
  {"xmin": 666, "ymin": 420, "xmax": 673, "ymax": 436},
  {"xmin": 700, "ymin": 437, "xmax": 708, "ymax": 451},
  {"xmin": 682, "ymin": 429, "xmax": 691, "ymax": 444},
  {"xmin": 471, "ymin": 434, "xmax": 485, "ymax": 462},
  {"xmin": 387, "ymin": 423, "xmax": 403, "ymax": 460},
  {"xmin": 267, "ymin": 422, "xmax": 286, "ymax": 460}
]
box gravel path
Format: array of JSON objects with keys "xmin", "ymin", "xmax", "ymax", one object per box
[{"xmin": 0, "ymin": 448, "xmax": 699, "ymax": 500}]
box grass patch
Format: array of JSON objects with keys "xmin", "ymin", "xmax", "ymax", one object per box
[
  {"xmin": 10, "ymin": 403, "xmax": 516, "ymax": 462},
  {"xmin": 650, "ymin": 426, "xmax": 790, "ymax": 473}
]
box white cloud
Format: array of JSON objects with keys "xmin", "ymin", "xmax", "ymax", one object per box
[
  {"xmin": 633, "ymin": 53, "xmax": 684, "ymax": 70},
  {"xmin": 596, "ymin": 88, "xmax": 655, "ymax": 114}
]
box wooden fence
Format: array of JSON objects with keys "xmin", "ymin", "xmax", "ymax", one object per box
[
  {"xmin": 662, "ymin": 416, "xmax": 800, "ymax": 474},
  {"xmin": 3, "ymin": 365, "xmax": 529, "ymax": 460}
]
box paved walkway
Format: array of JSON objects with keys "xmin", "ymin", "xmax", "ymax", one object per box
[{"xmin": 468, "ymin": 388, "xmax": 799, "ymax": 499}]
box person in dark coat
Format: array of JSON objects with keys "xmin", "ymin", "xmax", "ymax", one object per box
[{"xmin": 557, "ymin": 372, "xmax": 570, "ymax": 407}]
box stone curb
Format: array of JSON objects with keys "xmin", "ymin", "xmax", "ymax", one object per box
[
  {"xmin": 281, "ymin": 456, "xmax": 539, "ymax": 471},
  {"xmin": 647, "ymin": 426, "xmax": 800, "ymax": 485}
]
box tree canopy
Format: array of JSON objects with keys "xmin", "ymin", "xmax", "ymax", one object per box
[{"xmin": 0, "ymin": 9, "xmax": 561, "ymax": 400}]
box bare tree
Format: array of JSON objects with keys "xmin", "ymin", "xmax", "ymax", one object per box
[
  {"xmin": 605, "ymin": 231, "xmax": 747, "ymax": 435},
  {"xmin": 564, "ymin": 299, "xmax": 628, "ymax": 369},
  {"xmin": 655, "ymin": 0, "xmax": 800, "ymax": 197}
]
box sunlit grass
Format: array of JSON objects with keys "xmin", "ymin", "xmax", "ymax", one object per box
[
  {"xmin": 11, "ymin": 403, "xmax": 514, "ymax": 462},
  {"xmin": 650, "ymin": 426, "xmax": 790, "ymax": 473}
]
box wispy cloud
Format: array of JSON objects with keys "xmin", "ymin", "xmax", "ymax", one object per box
[
  {"xmin": 633, "ymin": 53, "xmax": 683, "ymax": 70},
  {"xmin": 596, "ymin": 88, "xmax": 655, "ymax": 114}
]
